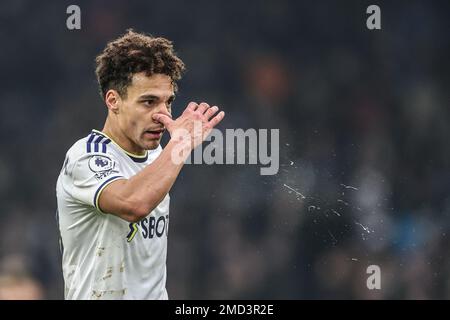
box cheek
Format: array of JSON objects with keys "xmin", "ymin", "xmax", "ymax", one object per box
[
  {"xmin": 123, "ymin": 105, "xmax": 144, "ymax": 128},
  {"xmin": 129, "ymin": 119, "xmax": 138, "ymax": 129},
  {"xmin": 129, "ymin": 118, "xmax": 145, "ymax": 135}
]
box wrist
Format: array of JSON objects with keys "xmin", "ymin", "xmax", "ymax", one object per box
[{"xmin": 166, "ymin": 137, "xmax": 192, "ymax": 165}]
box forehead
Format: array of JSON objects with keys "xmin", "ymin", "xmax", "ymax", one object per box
[{"xmin": 127, "ymin": 73, "xmax": 174, "ymax": 98}]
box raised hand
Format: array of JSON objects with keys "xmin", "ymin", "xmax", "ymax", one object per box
[{"xmin": 152, "ymin": 102, "xmax": 225, "ymax": 150}]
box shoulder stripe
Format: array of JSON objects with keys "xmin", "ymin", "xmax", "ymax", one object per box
[
  {"xmin": 86, "ymin": 134, "xmax": 95, "ymax": 153},
  {"xmin": 91, "ymin": 129, "xmax": 149, "ymax": 161},
  {"xmin": 102, "ymin": 139, "xmax": 111, "ymax": 153},
  {"xmin": 93, "ymin": 135, "xmax": 104, "ymax": 153},
  {"xmin": 87, "ymin": 132, "xmax": 111, "ymax": 154}
]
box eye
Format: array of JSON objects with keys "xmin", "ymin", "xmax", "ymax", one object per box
[
  {"xmin": 143, "ymin": 99, "xmax": 156, "ymax": 106},
  {"xmin": 167, "ymin": 97, "xmax": 175, "ymax": 107}
]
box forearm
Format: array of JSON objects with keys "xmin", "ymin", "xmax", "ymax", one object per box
[
  {"xmin": 123, "ymin": 138, "xmax": 191, "ymax": 214},
  {"xmin": 98, "ymin": 102, "xmax": 224, "ymax": 222}
]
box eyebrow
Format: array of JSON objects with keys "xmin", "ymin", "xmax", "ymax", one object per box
[{"xmin": 138, "ymin": 94, "xmax": 175, "ymax": 101}]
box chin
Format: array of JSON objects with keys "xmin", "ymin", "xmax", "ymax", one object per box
[{"xmin": 144, "ymin": 141, "xmax": 160, "ymax": 150}]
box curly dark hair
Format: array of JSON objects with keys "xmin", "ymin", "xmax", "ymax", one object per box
[{"xmin": 95, "ymin": 29, "xmax": 185, "ymax": 99}]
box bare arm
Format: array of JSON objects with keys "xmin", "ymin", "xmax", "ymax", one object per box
[{"xmin": 98, "ymin": 102, "xmax": 225, "ymax": 222}]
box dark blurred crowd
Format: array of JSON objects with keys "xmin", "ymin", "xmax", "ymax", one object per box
[{"xmin": 0, "ymin": 0, "xmax": 448, "ymax": 299}]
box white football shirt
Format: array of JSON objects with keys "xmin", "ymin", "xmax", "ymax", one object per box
[{"xmin": 56, "ymin": 129, "xmax": 170, "ymax": 300}]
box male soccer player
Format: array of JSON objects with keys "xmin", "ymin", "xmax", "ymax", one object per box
[{"xmin": 56, "ymin": 30, "xmax": 225, "ymax": 300}]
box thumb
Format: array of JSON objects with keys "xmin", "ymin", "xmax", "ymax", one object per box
[{"xmin": 152, "ymin": 113, "xmax": 173, "ymax": 127}]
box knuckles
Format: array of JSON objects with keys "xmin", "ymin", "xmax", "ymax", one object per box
[{"xmin": 181, "ymin": 102, "xmax": 222, "ymax": 125}]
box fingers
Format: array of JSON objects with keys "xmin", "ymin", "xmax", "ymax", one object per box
[
  {"xmin": 152, "ymin": 113, "xmax": 174, "ymax": 127},
  {"xmin": 196, "ymin": 102, "xmax": 210, "ymax": 114},
  {"xmin": 183, "ymin": 101, "xmax": 224, "ymax": 128},
  {"xmin": 204, "ymin": 106, "xmax": 219, "ymax": 120},
  {"xmin": 185, "ymin": 102, "xmax": 199, "ymax": 112},
  {"xmin": 208, "ymin": 111, "xmax": 225, "ymax": 128}
]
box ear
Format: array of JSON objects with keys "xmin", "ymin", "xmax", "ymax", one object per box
[{"xmin": 105, "ymin": 90, "xmax": 122, "ymax": 114}]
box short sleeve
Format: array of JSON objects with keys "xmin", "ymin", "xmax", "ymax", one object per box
[{"xmin": 70, "ymin": 152, "xmax": 125, "ymax": 211}]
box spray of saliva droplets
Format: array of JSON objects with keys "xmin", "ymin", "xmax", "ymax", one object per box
[{"xmin": 282, "ymin": 182, "xmax": 373, "ymax": 242}]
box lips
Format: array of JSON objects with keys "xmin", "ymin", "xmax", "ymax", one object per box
[
  {"xmin": 146, "ymin": 129, "xmax": 164, "ymax": 134},
  {"xmin": 144, "ymin": 128, "xmax": 165, "ymax": 139}
]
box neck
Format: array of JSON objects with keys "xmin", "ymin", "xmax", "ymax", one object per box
[{"xmin": 101, "ymin": 118, "xmax": 146, "ymax": 156}]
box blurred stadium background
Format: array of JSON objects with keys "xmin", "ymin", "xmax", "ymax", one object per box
[{"xmin": 0, "ymin": 0, "xmax": 449, "ymax": 299}]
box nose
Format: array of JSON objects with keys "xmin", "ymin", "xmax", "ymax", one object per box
[{"xmin": 152, "ymin": 102, "xmax": 172, "ymax": 124}]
